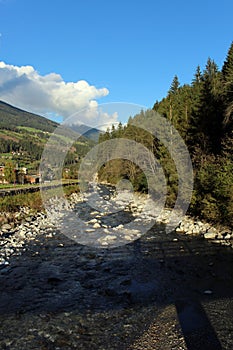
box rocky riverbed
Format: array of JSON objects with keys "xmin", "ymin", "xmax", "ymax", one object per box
[
  {"xmin": 0, "ymin": 185, "xmax": 233, "ymax": 349},
  {"xmin": 1, "ymin": 184, "xmax": 232, "ymax": 265}
]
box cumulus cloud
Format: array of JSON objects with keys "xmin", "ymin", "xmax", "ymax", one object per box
[
  {"xmin": 0, "ymin": 61, "xmax": 117, "ymax": 126},
  {"xmin": 65, "ymin": 106, "xmax": 119, "ymax": 131}
]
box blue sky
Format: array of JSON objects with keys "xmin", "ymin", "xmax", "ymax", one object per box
[{"xmin": 0, "ymin": 0, "xmax": 232, "ymax": 125}]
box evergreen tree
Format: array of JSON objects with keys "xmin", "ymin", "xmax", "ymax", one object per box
[
  {"xmin": 192, "ymin": 65, "xmax": 202, "ymax": 85},
  {"xmin": 168, "ymin": 75, "xmax": 180, "ymax": 95},
  {"xmin": 188, "ymin": 66, "xmax": 203, "ymax": 155},
  {"xmin": 222, "ymin": 42, "xmax": 233, "ymax": 83},
  {"xmin": 192, "ymin": 58, "xmax": 224, "ymax": 154},
  {"xmin": 167, "ymin": 76, "xmax": 181, "ymax": 133},
  {"xmin": 117, "ymin": 122, "xmax": 124, "ymax": 136},
  {"xmin": 222, "ymin": 42, "xmax": 233, "ymax": 131}
]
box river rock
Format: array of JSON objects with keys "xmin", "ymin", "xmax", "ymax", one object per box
[
  {"xmin": 125, "ymin": 235, "xmax": 132, "ymax": 240},
  {"xmin": 104, "ymin": 235, "xmax": 117, "ymax": 241},
  {"xmin": 1, "ymin": 224, "xmax": 12, "ymax": 233},
  {"xmin": 204, "ymin": 231, "xmax": 217, "ymax": 239},
  {"xmin": 88, "ymin": 218, "xmax": 98, "ymax": 224}
]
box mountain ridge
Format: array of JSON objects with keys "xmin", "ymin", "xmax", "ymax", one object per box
[
  {"xmin": 0, "ymin": 100, "xmax": 102, "ymax": 141},
  {"xmin": 0, "ymin": 100, "xmax": 58, "ymax": 132}
]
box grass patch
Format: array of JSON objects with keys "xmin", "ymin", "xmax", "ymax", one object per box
[
  {"xmin": 0, "ymin": 184, "xmax": 32, "ymax": 190},
  {"xmin": 0, "ymin": 191, "xmax": 43, "ymax": 213},
  {"xmin": 0, "ymin": 184, "xmax": 80, "ymax": 213},
  {"xmin": 17, "ymin": 126, "xmax": 47, "ymax": 133}
]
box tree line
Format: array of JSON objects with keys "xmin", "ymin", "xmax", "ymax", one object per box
[
  {"xmin": 98, "ymin": 42, "xmax": 233, "ymax": 228},
  {"xmin": 0, "ymin": 138, "xmax": 43, "ymax": 161}
]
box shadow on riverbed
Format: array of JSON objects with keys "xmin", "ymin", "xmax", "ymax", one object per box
[{"xmin": 0, "ymin": 224, "xmax": 232, "ymax": 349}]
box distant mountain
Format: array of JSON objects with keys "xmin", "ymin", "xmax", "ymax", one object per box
[
  {"xmin": 0, "ymin": 100, "xmax": 96, "ymax": 170},
  {"xmin": 69, "ymin": 123, "xmax": 102, "ymax": 142},
  {"xmin": 0, "ymin": 100, "xmax": 102, "ymax": 142},
  {"xmin": 0, "ymin": 100, "xmax": 58, "ymax": 132}
]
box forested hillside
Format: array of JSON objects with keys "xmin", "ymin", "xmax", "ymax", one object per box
[
  {"xmin": 0, "ymin": 101, "xmax": 58, "ymax": 132},
  {"xmin": 98, "ymin": 42, "xmax": 233, "ymax": 228},
  {"xmin": 0, "ymin": 101, "xmax": 95, "ymax": 177}
]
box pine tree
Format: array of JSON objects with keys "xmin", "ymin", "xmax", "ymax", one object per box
[
  {"xmin": 203, "ymin": 58, "xmax": 221, "ymax": 94},
  {"xmin": 222, "ymin": 42, "xmax": 233, "ymax": 83},
  {"xmin": 192, "ymin": 65, "xmax": 202, "ymax": 85},
  {"xmin": 198, "ymin": 58, "xmax": 223, "ymax": 153},
  {"xmin": 167, "ymin": 75, "xmax": 180, "ymax": 131},
  {"xmin": 189, "ymin": 66, "xmax": 203, "ymax": 136},
  {"xmin": 222, "ymin": 42, "xmax": 233, "ymax": 130},
  {"xmin": 168, "ymin": 75, "xmax": 180, "ymax": 95}
]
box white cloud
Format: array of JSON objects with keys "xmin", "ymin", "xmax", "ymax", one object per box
[
  {"xmin": 65, "ymin": 106, "xmax": 119, "ymax": 131},
  {"xmin": 0, "ymin": 61, "xmax": 116, "ymax": 126}
]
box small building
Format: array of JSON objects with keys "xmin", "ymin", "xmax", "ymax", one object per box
[
  {"xmin": 0, "ymin": 165, "xmax": 42, "ymax": 184},
  {"xmin": 25, "ymin": 174, "xmax": 41, "ymax": 184}
]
